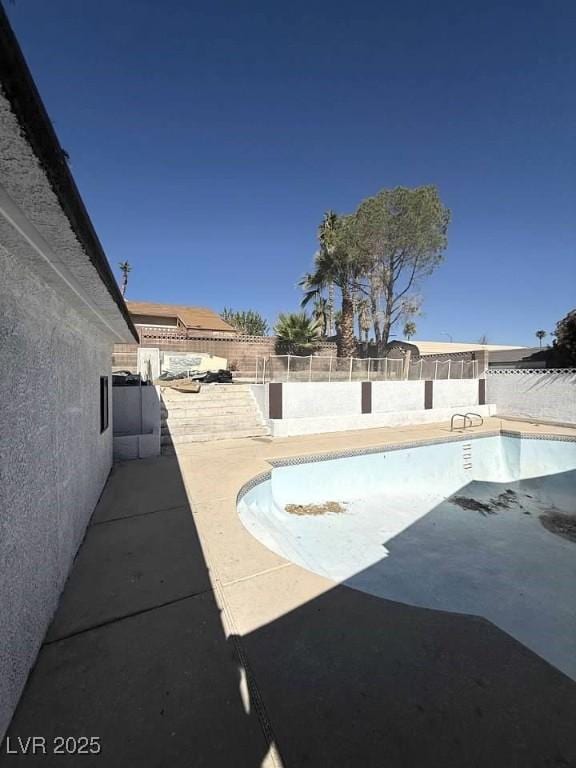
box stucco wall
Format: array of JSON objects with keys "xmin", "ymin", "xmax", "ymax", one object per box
[
  {"xmin": 259, "ymin": 380, "xmax": 492, "ymax": 437},
  {"xmin": 112, "ymin": 385, "xmax": 161, "ymax": 460},
  {"xmin": 487, "ymin": 371, "xmax": 576, "ymax": 424},
  {"xmin": 282, "ymin": 382, "xmax": 361, "ymax": 418},
  {"xmin": 277, "ymin": 380, "xmax": 481, "ymax": 420},
  {"xmin": 112, "ymin": 385, "xmax": 161, "ymax": 436},
  {"xmin": 0, "ymin": 242, "xmax": 114, "ymax": 738},
  {"xmin": 372, "ymin": 381, "xmax": 423, "ymax": 412},
  {"xmin": 433, "ymin": 379, "xmax": 479, "ymax": 409}
]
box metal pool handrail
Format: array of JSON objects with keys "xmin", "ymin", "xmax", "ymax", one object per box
[
  {"xmin": 450, "ymin": 412, "xmax": 484, "ymax": 431},
  {"xmin": 465, "ymin": 412, "xmax": 484, "ymax": 427}
]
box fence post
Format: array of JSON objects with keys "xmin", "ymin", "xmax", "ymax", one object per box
[
  {"xmin": 328, "ymin": 356, "xmax": 333, "ymax": 383},
  {"xmin": 419, "ymin": 359, "xmax": 423, "ymax": 379},
  {"xmin": 434, "ymin": 360, "xmax": 438, "ymax": 380},
  {"xmin": 461, "ymin": 359, "xmax": 464, "ymax": 379},
  {"xmin": 287, "ymin": 355, "xmax": 291, "ymax": 383},
  {"xmin": 309, "ymin": 355, "xmax": 313, "ymax": 382},
  {"xmin": 385, "ymin": 357, "xmax": 388, "ymax": 380},
  {"xmin": 349, "ymin": 358, "xmax": 353, "ymax": 382},
  {"xmin": 262, "ymin": 357, "xmax": 267, "ymax": 384},
  {"xmin": 367, "ymin": 358, "xmax": 372, "ymax": 381},
  {"xmin": 448, "ymin": 360, "xmax": 451, "ymax": 379}
]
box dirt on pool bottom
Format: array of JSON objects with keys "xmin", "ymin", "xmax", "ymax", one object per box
[
  {"xmin": 539, "ymin": 511, "xmax": 576, "ymax": 543},
  {"xmin": 285, "ymin": 501, "xmax": 346, "ymax": 516},
  {"xmin": 449, "ymin": 488, "xmax": 528, "ymax": 516},
  {"xmin": 449, "ymin": 485, "xmax": 576, "ymax": 543}
]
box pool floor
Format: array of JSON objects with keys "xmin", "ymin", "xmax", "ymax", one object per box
[{"xmin": 243, "ymin": 468, "xmax": 576, "ymax": 680}]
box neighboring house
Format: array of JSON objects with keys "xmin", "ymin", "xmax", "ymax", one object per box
[
  {"xmin": 488, "ymin": 347, "xmax": 549, "ymax": 369},
  {"xmin": 403, "ymin": 340, "xmax": 527, "ymax": 356},
  {"xmin": 0, "ymin": 9, "xmax": 138, "ymax": 739},
  {"xmin": 127, "ymin": 300, "xmax": 237, "ymax": 337}
]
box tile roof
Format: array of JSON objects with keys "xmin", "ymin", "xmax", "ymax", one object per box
[
  {"xmin": 408, "ymin": 340, "xmax": 527, "ymax": 355},
  {"xmin": 126, "ymin": 301, "xmax": 237, "ymax": 333}
]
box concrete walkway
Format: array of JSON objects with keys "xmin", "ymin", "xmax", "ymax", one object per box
[{"xmin": 2, "ymin": 418, "xmax": 576, "ymax": 766}]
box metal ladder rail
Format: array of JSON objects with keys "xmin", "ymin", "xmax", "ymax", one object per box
[
  {"xmin": 464, "ymin": 412, "xmax": 484, "ymax": 428},
  {"xmin": 450, "ymin": 412, "xmax": 484, "ymax": 432},
  {"xmin": 450, "ymin": 413, "xmax": 471, "ymax": 431}
]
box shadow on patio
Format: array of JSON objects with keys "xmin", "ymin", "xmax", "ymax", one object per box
[{"xmin": 1, "ymin": 456, "xmax": 575, "ymax": 767}]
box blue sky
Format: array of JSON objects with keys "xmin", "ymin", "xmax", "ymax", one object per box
[{"xmin": 7, "ymin": 0, "xmax": 575, "ymax": 345}]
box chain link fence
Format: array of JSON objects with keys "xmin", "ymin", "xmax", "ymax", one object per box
[{"xmin": 256, "ymin": 355, "xmax": 480, "ymax": 383}]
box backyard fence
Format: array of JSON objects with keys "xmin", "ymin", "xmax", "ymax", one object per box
[{"xmin": 256, "ymin": 355, "xmax": 481, "ymax": 383}]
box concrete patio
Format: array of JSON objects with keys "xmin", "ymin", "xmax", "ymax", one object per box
[{"xmin": 2, "ymin": 418, "xmax": 576, "ymax": 766}]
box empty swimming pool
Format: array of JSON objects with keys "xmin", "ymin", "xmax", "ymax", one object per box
[{"xmin": 238, "ymin": 432, "xmax": 576, "ymax": 679}]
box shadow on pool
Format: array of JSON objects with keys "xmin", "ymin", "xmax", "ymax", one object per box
[{"xmin": 344, "ymin": 469, "xmax": 576, "ymax": 682}]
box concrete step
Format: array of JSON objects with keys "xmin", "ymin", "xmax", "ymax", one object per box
[
  {"xmin": 161, "ymin": 396, "xmax": 254, "ymax": 411},
  {"xmin": 162, "ymin": 404, "xmax": 260, "ymax": 418},
  {"xmin": 161, "ymin": 403, "xmax": 258, "ymax": 417},
  {"xmin": 161, "ymin": 426, "xmax": 270, "ymax": 445},
  {"xmin": 162, "ymin": 417, "xmax": 263, "ymax": 434},
  {"xmin": 160, "ymin": 385, "xmax": 251, "ymax": 398}
]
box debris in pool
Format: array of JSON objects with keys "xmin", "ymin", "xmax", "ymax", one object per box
[
  {"xmin": 449, "ymin": 489, "xmax": 525, "ymax": 516},
  {"xmin": 285, "ymin": 501, "xmax": 346, "ymax": 516},
  {"xmin": 492, "ymin": 489, "xmax": 521, "ymax": 510},
  {"xmin": 450, "ymin": 496, "xmax": 493, "ymax": 515},
  {"xmin": 539, "ymin": 511, "xmax": 576, "ymax": 543}
]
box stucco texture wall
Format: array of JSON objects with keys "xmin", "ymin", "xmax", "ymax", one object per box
[
  {"xmin": 0, "ymin": 242, "xmax": 113, "ymax": 738},
  {"xmin": 487, "ymin": 371, "xmax": 576, "ymax": 424},
  {"xmin": 433, "ymin": 379, "xmax": 479, "ymax": 409},
  {"xmin": 282, "ymin": 382, "xmax": 362, "ymax": 418}
]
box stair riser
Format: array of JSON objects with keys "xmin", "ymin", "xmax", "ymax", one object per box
[
  {"xmin": 160, "ymin": 388, "xmax": 251, "ymax": 398},
  {"xmin": 162, "ymin": 428, "xmax": 270, "ymax": 445},
  {"xmin": 162, "ymin": 411, "xmax": 261, "ymax": 423},
  {"xmin": 162, "ymin": 405, "xmax": 258, "ymax": 416},
  {"xmin": 161, "ymin": 401, "xmax": 253, "ymax": 412},
  {"xmin": 162, "ymin": 420, "xmax": 263, "ymax": 434},
  {"xmin": 159, "ymin": 386, "xmax": 266, "ymax": 444}
]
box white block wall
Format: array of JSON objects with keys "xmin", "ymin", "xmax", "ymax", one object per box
[
  {"xmin": 372, "ymin": 381, "xmax": 423, "ymax": 412},
  {"xmin": 257, "ymin": 380, "xmax": 491, "ymax": 437},
  {"xmin": 433, "ymin": 379, "xmax": 479, "ymax": 409},
  {"xmin": 282, "ymin": 382, "xmax": 362, "ymax": 418},
  {"xmin": 487, "ymin": 371, "xmax": 576, "ymax": 424},
  {"xmin": 112, "ymin": 385, "xmax": 161, "ymax": 460}
]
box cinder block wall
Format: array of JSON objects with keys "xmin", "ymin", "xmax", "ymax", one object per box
[
  {"xmin": 0, "ymin": 243, "xmax": 114, "ymax": 739},
  {"xmin": 487, "ymin": 371, "xmax": 576, "ymax": 424},
  {"xmin": 114, "ymin": 336, "xmax": 338, "ymax": 377},
  {"xmin": 113, "ymin": 339, "xmax": 484, "ymax": 379}
]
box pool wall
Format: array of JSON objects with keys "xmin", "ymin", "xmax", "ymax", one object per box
[
  {"xmin": 244, "ymin": 434, "xmax": 576, "ymax": 510},
  {"xmin": 238, "ymin": 433, "xmax": 576, "ymax": 576},
  {"xmin": 250, "ymin": 379, "xmax": 495, "ymax": 437}
]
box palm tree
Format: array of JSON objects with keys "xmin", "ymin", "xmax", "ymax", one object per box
[
  {"xmin": 326, "ymin": 280, "xmax": 335, "ymax": 337},
  {"xmin": 312, "ymin": 297, "xmax": 329, "ymax": 337},
  {"xmin": 403, "ymin": 320, "xmax": 417, "ymax": 340},
  {"xmin": 301, "ymin": 212, "xmax": 366, "ymax": 358},
  {"xmin": 274, "ymin": 312, "xmax": 322, "ymax": 353},
  {"xmin": 119, "ymin": 261, "xmax": 132, "ymax": 297},
  {"xmin": 535, "ymin": 329, "xmax": 547, "ymax": 348}
]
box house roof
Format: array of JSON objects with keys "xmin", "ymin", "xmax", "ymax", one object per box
[
  {"xmin": 406, "ymin": 340, "xmax": 527, "ymax": 355},
  {"xmin": 488, "ymin": 346, "xmax": 546, "ymax": 363},
  {"xmin": 127, "ymin": 301, "xmax": 237, "ymax": 333},
  {"xmin": 0, "ymin": 6, "xmax": 138, "ymax": 343}
]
